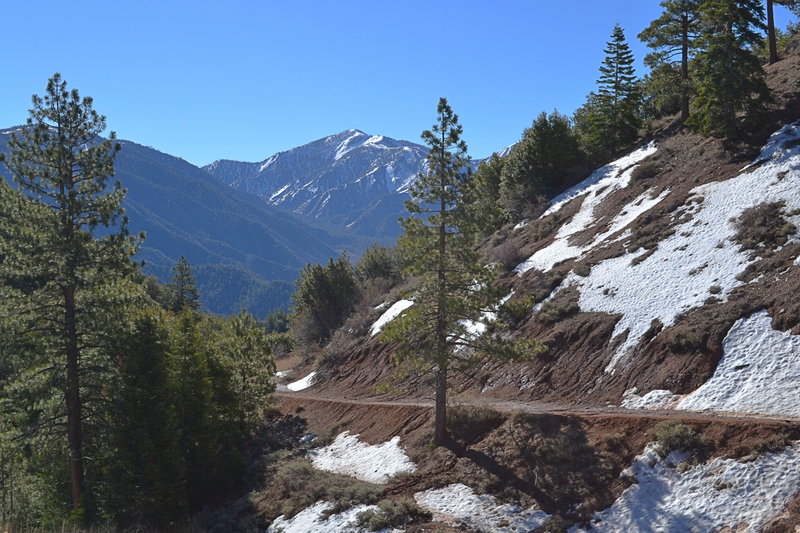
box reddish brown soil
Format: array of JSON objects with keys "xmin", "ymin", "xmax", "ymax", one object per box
[{"xmin": 275, "ymin": 392, "xmax": 800, "ymax": 526}]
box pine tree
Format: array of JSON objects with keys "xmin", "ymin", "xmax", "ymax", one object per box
[
  {"xmin": 383, "ymin": 98, "xmax": 538, "ymax": 445},
  {"xmin": 585, "ymin": 25, "xmax": 642, "ymax": 162},
  {"xmin": 638, "ymin": 0, "xmax": 703, "ymax": 121},
  {"xmin": 687, "ymin": 0, "xmax": 771, "ymax": 138},
  {"xmin": 169, "ymin": 256, "xmax": 200, "ymax": 312},
  {"xmin": 499, "ymin": 111, "xmax": 585, "ymax": 219},
  {"xmin": 0, "ymin": 74, "xmax": 138, "ymax": 519}
]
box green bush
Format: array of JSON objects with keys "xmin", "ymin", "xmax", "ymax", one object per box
[
  {"xmin": 652, "ymin": 422, "xmax": 708, "ymax": 458},
  {"xmin": 536, "ymin": 290, "xmax": 580, "ymax": 325},
  {"xmin": 355, "ymin": 498, "xmax": 432, "ymax": 531},
  {"xmin": 631, "ymin": 159, "xmax": 661, "ymax": 180},
  {"xmin": 666, "ymin": 327, "xmax": 704, "ymax": 353}
]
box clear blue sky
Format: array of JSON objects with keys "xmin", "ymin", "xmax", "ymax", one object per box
[{"xmin": 3, "ymin": 1, "xmax": 795, "ymax": 166}]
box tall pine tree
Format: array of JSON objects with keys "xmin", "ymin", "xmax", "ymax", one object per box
[
  {"xmin": 584, "ymin": 25, "xmax": 642, "ymax": 163},
  {"xmin": 639, "ymin": 0, "xmax": 703, "ymax": 121},
  {"xmin": 0, "ymin": 74, "xmax": 138, "ymax": 520},
  {"xmin": 687, "ymin": 0, "xmax": 771, "ymax": 138},
  {"xmin": 383, "ymin": 98, "xmax": 538, "ymax": 445}
]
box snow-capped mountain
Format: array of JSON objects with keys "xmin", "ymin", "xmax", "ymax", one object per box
[{"xmin": 204, "ymin": 130, "xmax": 430, "ymax": 240}]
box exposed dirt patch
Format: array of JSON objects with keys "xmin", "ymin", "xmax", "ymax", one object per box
[{"xmin": 272, "ymin": 394, "xmax": 800, "ymax": 528}]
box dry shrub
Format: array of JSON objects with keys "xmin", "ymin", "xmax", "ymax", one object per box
[
  {"xmin": 447, "ymin": 405, "xmax": 506, "ymax": 447},
  {"xmin": 733, "ymin": 201, "xmax": 796, "ymax": 256},
  {"xmin": 253, "ymin": 457, "xmax": 382, "ymax": 522},
  {"xmin": 355, "ymin": 498, "xmax": 431, "ymax": 531},
  {"xmin": 652, "ymin": 422, "xmax": 710, "ymax": 458}
]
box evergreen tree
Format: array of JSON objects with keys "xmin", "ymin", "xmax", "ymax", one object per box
[
  {"xmin": 638, "ymin": 0, "xmax": 703, "ymax": 121},
  {"xmin": 105, "ymin": 308, "xmax": 186, "ymax": 526},
  {"xmin": 687, "ymin": 0, "xmax": 771, "ymax": 138},
  {"xmin": 169, "ymin": 256, "xmax": 200, "ymax": 312},
  {"xmin": 462, "ymin": 153, "xmax": 508, "ymax": 235},
  {"xmin": 498, "ymin": 111, "xmax": 585, "ymax": 219},
  {"xmin": 0, "ymin": 74, "xmax": 138, "ymax": 520},
  {"xmin": 383, "ymin": 98, "xmax": 538, "ymax": 445},
  {"xmin": 291, "ymin": 253, "xmax": 358, "ymax": 346},
  {"xmin": 581, "ymin": 25, "xmax": 642, "ymax": 163}
]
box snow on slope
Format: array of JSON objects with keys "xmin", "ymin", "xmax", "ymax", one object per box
[
  {"xmin": 573, "ymin": 443, "xmax": 800, "ymax": 532},
  {"xmin": 515, "ymin": 142, "xmax": 659, "ymax": 274},
  {"xmin": 414, "ymin": 483, "xmax": 550, "ymax": 532},
  {"xmin": 309, "ymin": 431, "xmax": 416, "ymax": 484},
  {"xmin": 287, "ymin": 371, "xmax": 317, "ymax": 391},
  {"xmin": 677, "ymin": 310, "xmax": 800, "ymax": 416},
  {"xmin": 370, "ymin": 299, "xmax": 414, "ymax": 337},
  {"xmin": 266, "ymin": 501, "xmax": 376, "ymax": 533},
  {"xmin": 534, "ymin": 122, "xmax": 800, "ymax": 372}
]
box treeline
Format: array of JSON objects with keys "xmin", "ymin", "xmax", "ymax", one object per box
[
  {"xmin": 0, "ymin": 76, "xmax": 282, "ymax": 529},
  {"xmin": 470, "ymin": 0, "xmax": 799, "ymax": 231}
]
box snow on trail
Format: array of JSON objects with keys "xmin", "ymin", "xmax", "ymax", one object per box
[
  {"xmin": 515, "ymin": 142, "xmax": 659, "ymax": 274},
  {"xmin": 287, "ymin": 371, "xmax": 317, "ymax": 391},
  {"xmin": 677, "ymin": 310, "xmax": 800, "ymax": 417},
  {"xmin": 548, "ymin": 121, "xmax": 800, "ymax": 372},
  {"xmin": 309, "ymin": 431, "xmax": 416, "ymax": 484},
  {"xmin": 370, "ymin": 299, "xmax": 413, "ymax": 337},
  {"xmin": 573, "ymin": 443, "xmax": 800, "ymax": 532},
  {"xmin": 414, "ymin": 483, "xmax": 549, "ymax": 533},
  {"xmin": 267, "ymin": 501, "xmax": 375, "ymax": 533}
]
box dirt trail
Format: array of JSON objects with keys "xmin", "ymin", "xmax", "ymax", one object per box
[{"xmin": 275, "ymin": 389, "xmax": 800, "ymax": 426}]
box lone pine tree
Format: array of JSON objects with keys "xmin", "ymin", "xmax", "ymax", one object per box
[
  {"xmin": 0, "ymin": 74, "xmax": 138, "ymax": 519},
  {"xmin": 383, "ymin": 98, "xmax": 538, "ymax": 445},
  {"xmin": 582, "ymin": 25, "xmax": 641, "ymax": 163}
]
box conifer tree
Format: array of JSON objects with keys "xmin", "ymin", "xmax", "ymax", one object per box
[
  {"xmin": 0, "ymin": 74, "xmax": 138, "ymax": 519},
  {"xmin": 584, "ymin": 25, "xmax": 642, "ymax": 162},
  {"xmin": 499, "ymin": 111, "xmax": 584, "ymax": 219},
  {"xmin": 169, "ymin": 256, "xmax": 201, "ymax": 312},
  {"xmin": 639, "ymin": 0, "xmax": 703, "ymax": 121},
  {"xmin": 687, "ymin": 0, "xmax": 771, "ymax": 138},
  {"xmin": 383, "ymin": 98, "xmax": 538, "ymax": 445}
]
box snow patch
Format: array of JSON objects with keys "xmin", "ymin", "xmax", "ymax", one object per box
[
  {"xmin": 574, "ymin": 443, "xmax": 800, "ymax": 532},
  {"xmin": 677, "ymin": 310, "xmax": 800, "ymax": 417},
  {"xmin": 621, "ymin": 388, "xmax": 679, "ymax": 410},
  {"xmin": 553, "ymin": 122, "xmax": 800, "ymax": 372},
  {"xmin": 287, "ymin": 371, "xmax": 317, "ymax": 391},
  {"xmin": 370, "ymin": 299, "xmax": 414, "ymax": 337},
  {"xmin": 415, "ymin": 483, "xmax": 549, "ymax": 532},
  {"xmin": 515, "ymin": 143, "xmax": 661, "ymax": 274},
  {"xmin": 266, "ymin": 501, "xmax": 375, "ymax": 533},
  {"xmin": 309, "ymin": 431, "xmax": 416, "ymax": 484}
]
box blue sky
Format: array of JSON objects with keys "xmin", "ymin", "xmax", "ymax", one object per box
[{"xmin": 3, "ymin": 1, "xmax": 795, "ymax": 166}]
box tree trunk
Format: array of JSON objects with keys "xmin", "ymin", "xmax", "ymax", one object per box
[
  {"xmin": 434, "ymin": 161, "xmax": 448, "ymax": 446},
  {"xmin": 64, "ymin": 285, "xmax": 86, "ymax": 515},
  {"xmin": 681, "ymin": 15, "xmax": 691, "ymax": 122},
  {"xmin": 768, "ymin": 0, "xmax": 778, "ymax": 64}
]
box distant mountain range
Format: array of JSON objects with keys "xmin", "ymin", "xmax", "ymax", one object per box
[
  {"xmin": 204, "ymin": 130, "xmax": 430, "ymax": 241},
  {"xmin": 0, "ymin": 129, "xmax": 356, "ymax": 316}
]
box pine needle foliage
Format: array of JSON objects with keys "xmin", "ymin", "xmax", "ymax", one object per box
[
  {"xmin": 686, "ymin": 0, "xmax": 771, "ymax": 138},
  {"xmin": 0, "ymin": 73, "xmax": 140, "ymax": 521},
  {"xmin": 382, "ymin": 98, "xmax": 541, "ymax": 445}
]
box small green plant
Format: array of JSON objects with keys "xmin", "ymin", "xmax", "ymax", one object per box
[
  {"xmin": 666, "ymin": 327, "xmax": 704, "ymax": 353},
  {"xmin": 355, "ymin": 498, "xmax": 432, "ymax": 531},
  {"xmin": 652, "ymin": 422, "xmax": 708, "ymax": 458},
  {"xmin": 708, "ymin": 285, "xmax": 722, "ymax": 294},
  {"xmin": 498, "ymin": 296, "xmax": 534, "ymax": 328}
]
